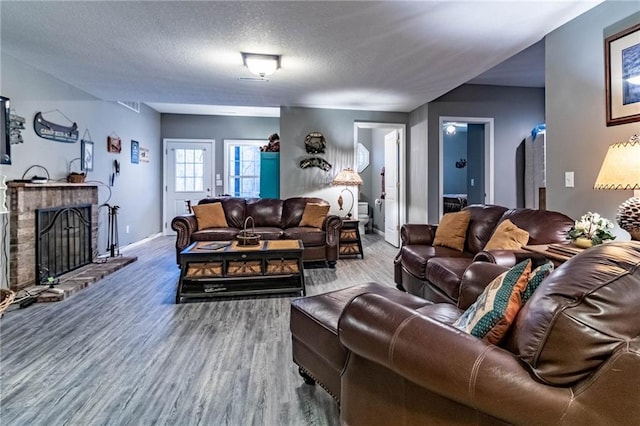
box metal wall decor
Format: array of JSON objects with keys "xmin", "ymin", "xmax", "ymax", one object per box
[
  {"xmin": 299, "ymin": 157, "xmax": 332, "ymax": 171},
  {"xmin": 304, "ymin": 131, "xmax": 326, "ymax": 154},
  {"xmin": 33, "ymin": 110, "xmax": 78, "ymax": 143}
]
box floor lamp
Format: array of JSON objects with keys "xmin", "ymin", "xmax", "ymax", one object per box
[
  {"xmin": 332, "ymin": 168, "xmax": 363, "ymax": 218},
  {"xmin": 594, "ymin": 134, "xmax": 640, "ymax": 240}
]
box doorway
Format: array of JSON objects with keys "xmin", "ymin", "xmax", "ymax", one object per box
[
  {"xmin": 353, "ymin": 122, "xmax": 406, "ymax": 247},
  {"xmin": 438, "ymin": 117, "xmax": 494, "ymax": 219},
  {"xmin": 163, "ymin": 139, "xmax": 215, "ymax": 235}
]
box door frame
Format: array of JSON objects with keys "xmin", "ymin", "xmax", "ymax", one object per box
[
  {"xmin": 353, "ymin": 121, "xmax": 406, "ymax": 246},
  {"xmin": 162, "ymin": 138, "xmax": 215, "ymax": 236},
  {"xmin": 438, "ymin": 116, "xmax": 494, "ymax": 219}
]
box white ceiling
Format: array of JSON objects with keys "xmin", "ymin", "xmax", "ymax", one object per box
[{"xmin": 1, "ymin": 1, "xmax": 602, "ymax": 116}]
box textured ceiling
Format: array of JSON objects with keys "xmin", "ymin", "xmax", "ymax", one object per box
[{"xmin": 0, "ymin": 1, "xmax": 602, "ymax": 115}]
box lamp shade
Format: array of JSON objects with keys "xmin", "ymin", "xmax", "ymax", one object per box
[
  {"xmin": 332, "ymin": 168, "xmax": 363, "ymax": 186},
  {"xmin": 593, "ymin": 136, "xmax": 640, "ymax": 190}
]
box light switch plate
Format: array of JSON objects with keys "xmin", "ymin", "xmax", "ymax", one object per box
[{"xmin": 565, "ymin": 171, "xmax": 574, "ymax": 188}]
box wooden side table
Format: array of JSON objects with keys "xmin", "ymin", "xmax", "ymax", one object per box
[
  {"xmin": 339, "ymin": 219, "xmax": 363, "ymax": 259},
  {"xmin": 522, "ymin": 244, "xmax": 584, "ymax": 267}
]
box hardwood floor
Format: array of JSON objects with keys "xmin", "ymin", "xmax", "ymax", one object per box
[{"xmin": 0, "ymin": 233, "xmax": 400, "ymax": 425}]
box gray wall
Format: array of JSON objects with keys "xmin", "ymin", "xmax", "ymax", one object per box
[
  {"xmin": 1, "ymin": 53, "xmax": 162, "ymax": 253},
  {"xmin": 279, "ymin": 106, "xmax": 408, "ymax": 215},
  {"xmin": 407, "ymin": 104, "xmax": 430, "ymax": 223},
  {"xmin": 443, "ymin": 130, "xmax": 467, "ymax": 194},
  {"xmin": 358, "ymin": 128, "xmax": 373, "ymax": 205},
  {"xmin": 421, "ymin": 84, "xmax": 545, "ymax": 223},
  {"xmin": 160, "ymin": 114, "xmax": 279, "ymax": 196},
  {"xmin": 546, "ymin": 2, "xmax": 640, "ymax": 239}
]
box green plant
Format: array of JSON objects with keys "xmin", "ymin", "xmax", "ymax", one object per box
[{"xmin": 568, "ymin": 212, "xmax": 616, "ymax": 245}]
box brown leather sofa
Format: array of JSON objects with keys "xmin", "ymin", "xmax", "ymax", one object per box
[
  {"xmin": 171, "ymin": 196, "xmax": 343, "ymax": 266},
  {"xmin": 394, "ymin": 205, "xmax": 574, "ymax": 305},
  {"xmin": 339, "ymin": 241, "xmax": 640, "ymax": 425}
]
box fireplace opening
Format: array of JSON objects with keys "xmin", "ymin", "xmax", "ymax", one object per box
[{"xmin": 36, "ymin": 204, "xmax": 92, "ymax": 285}]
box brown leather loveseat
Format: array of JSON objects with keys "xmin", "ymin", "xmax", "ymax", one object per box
[
  {"xmin": 171, "ymin": 196, "xmax": 343, "ymax": 267},
  {"xmin": 394, "ymin": 205, "xmax": 573, "ymax": 304},
  {"xmin": 339, "ymin": 242, "xmax": 640, "ymax": 425}
]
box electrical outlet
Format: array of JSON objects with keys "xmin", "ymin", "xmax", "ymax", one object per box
[
  {"xmin": 470, "ymin": 178, "xmax": 475, "ymax": 187},
  {"xmin": 565, "ymin": 171, "xmax": 574, "ymax": 188},
  {"xmin": 125, "ymin": 225, "xmax": 130, "ymax": 234}
]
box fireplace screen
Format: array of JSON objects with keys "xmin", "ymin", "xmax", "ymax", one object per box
[{"xmin": 36, "ymin": 204, "xmax": 92, "ymax": 284}]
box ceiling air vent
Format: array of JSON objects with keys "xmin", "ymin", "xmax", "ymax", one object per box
[{"xmin": 117, "ymin": 101, "xmax": 140, "ymax": 113}]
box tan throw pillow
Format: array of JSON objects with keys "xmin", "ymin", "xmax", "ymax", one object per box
[
  {"xmin": 299, "ymin": 203, "xmax": 330, "ymax": 228},
  {"xmin": 192, "ymin": 202, "xmax": 228, "ymax": 229},
  {"xmin": 433, "ymin": 211, "xmax": 471, "ymax": 251},
  {"xmin": 484, "ymin": 219, "xmax": 530, "ymax": 251}
]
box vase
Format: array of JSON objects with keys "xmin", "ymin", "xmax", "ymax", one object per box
[{"xmin": 572, "ymin": 237, "xmax": 593, "ymax": 249}]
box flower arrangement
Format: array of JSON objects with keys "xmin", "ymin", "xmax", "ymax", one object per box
[{"xmin": 568, "ymin": 212, "xmax": 616, "ymax": 246}]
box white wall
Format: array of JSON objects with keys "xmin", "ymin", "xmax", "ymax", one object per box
[
  {"xmin": 0, "ymin": 53, "xmax": 162, "ymax": 253},
  {"xmin": 546, "ymin": 2, "xmax": 640, "ymax": 238}
]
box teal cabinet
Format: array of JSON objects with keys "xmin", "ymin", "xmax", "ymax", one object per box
[{"xmin": 260, "ymin": 152, "xmax": 280, "ymax": 198}]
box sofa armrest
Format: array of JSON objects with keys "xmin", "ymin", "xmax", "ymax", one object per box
[
  {"xmin": 338, "ymin": 293, "xmax": 572, "ymax": 424},
  {"xmin": 457, "ymin": 262, "xmax": 509, "ymax": 310},
  {"xmin": 171, "ymin": 214, "xmax": 197, "ymax": 263},
  {"xmin": 473, "ymin": 249, "xmax": 547, "ymax": 267},
  {"xmin": 323, "ymin": 214, "xmax": 343, "ymax": 247},
  {"xmin": 400, "ymin": 224, "xmax": 436, "ymax": 245}
]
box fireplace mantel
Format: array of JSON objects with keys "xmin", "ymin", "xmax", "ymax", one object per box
[{"xmin": 8, "ymin": 182, "xmax": 99, "ymax": 291}]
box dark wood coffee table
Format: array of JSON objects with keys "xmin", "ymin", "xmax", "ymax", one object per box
[{"xmin": 176, "ymin": 240, "xmax": 305, "ymax": 303}]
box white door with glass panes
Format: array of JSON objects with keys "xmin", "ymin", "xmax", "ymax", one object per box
[
  {"xmin": 164, "ymin": 139, "xmax": 214, "ymax": 235},
  {"xmin": 223, "ymin": 140, "xmax": 263, "ymax": 198}
]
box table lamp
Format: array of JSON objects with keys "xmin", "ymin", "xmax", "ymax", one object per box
[
  {"xmin": 594, "ymin": 134, "xmax": 640, "ymax": 240},
  {"xmin": 332, "ymin": 168, "xmax": 363, "ymax": 218}
]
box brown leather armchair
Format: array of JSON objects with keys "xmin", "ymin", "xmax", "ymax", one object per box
[{"xmin": 339, "ymin": 241, "xmax": 640, "ymax": 425}]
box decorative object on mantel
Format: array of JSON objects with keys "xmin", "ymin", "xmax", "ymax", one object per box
[
  {"xmin": 300, "ymin": 157, "xmax": 332, "ymax": 171},
  {"xmin": 568, "ymin": 212, "xmax": 616, "ymax": 248},
  {"xmin": 304, "ymin": 131, "xmax": 326, "ymax": 154},
  {"xmin": 33, "ymin": 110, "xmax": 79, "ymax": 143},
  {"xmin": 594, "ymin": 134, "xmax": 640, "ymax": 240},
  {"xmin": 18, "ymin": 164, "xmax": 50, "ymax": 184},
  {"xmin": 66, "ymin": 158, "xmax": 86, "ymax": 183},
  {"xmin": 333, "ymin": 168, "xmax": 363, "ymax": 218},
  {"xmin": 107, "ymin": 132, "xmax": 122, "ymax": 153},
  {"xmin": 9, "ymin": 110, "xmax": 25, "ymax": 145}
]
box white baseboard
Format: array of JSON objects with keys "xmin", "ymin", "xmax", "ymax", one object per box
[{"xmin": 120, "ymin": 233, "xmax": 163, "ymax": 253}]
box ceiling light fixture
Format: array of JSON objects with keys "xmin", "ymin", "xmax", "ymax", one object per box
[
  {"xmin": 445, "ymin": 124, "xmax": 456, "ymax": 135},
  {"xmin": 241, "ymin": 52, "xmax": 281, "ymax": 78}
]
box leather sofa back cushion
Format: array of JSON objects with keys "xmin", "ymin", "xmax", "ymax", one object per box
[
  {"xmin": 509, "ymin": 242, "xmax": 640, "ymax": 385},
  {"xmin": 464, "ymin": 205, "xmax": 508, "ymax": 253},
  {"xmin": 433, "ymin": 211, "xmax": 470, "ymax": 251},
  {"xmin": 246, "ymin": 198, "xmax": 284, "ymax": 228},
  {"xmin": 483, "ymin": 219, "xmax": 529, "ymax": 250},
  {"xmin": 199, "ymin": 197, "xmax": 246, "ymax": 229},
  {"xmin": 500, "ymin": 208, "xmax": 573, "ymax": 245},
  {"xmin": 299, "ymin": 203, "xmax": 330, "ymax": 228},
  {"xmin": 192, "ymin": 202, "xmax": 229, "ymax": 229},
  {"xmin": 282, "ymin": 197, "xmax": 327, "ymax": 228}
]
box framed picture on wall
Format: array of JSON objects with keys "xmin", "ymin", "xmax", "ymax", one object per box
[
  {"xmin": 81, "ymin": 140, "xmax": 94, "ymax": 171},
  {"xmin": 131, "ymin": 140, "xmax": 139, "ymax": 164},
  {"xmin": 605, "ymin": 22, "xmax": 640, "ymax": 126}
]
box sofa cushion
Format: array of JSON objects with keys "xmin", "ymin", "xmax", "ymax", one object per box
[
  {"xmin": 425, "ymin": 258, "xmax": 474, "ymax": 301},
  {"xmin": 509, "ymin": 242, "xmax": 640, "ymax": 386},
  {"xmin": 433, "ymin": 211, "xmax": 471, "ymax": 251},
  {"xmin": 483, "ymin": 219, "xmax": 530, "ymax": 250},
  {"xmin": 300, "ymin": 203, "xmax": 330, "ymax": 228},
  {"xmin": 282, "ymin": 197, "xmax": 327, "ymax": 229},
  {"xmin": 521, "ymin": 261, "xmax": 554, "ymax": 303},
  {"xmin": 401, "ymin": 245, "xmax": 472, "ymax": 280},
  {"xmin": 284, "ymin": 227, "xmax": 326, "ymax": 247},
  {"xmin": 453, "ymin": 259, "xmax": 531, "ymax": 344},
  {"xmin": 192, "ymin": 202, "xmax": 228, "ymax": 229},
  {"xmin": 199, "ymin": 197, "xmax": 246, "ymax": 229},
  {"xmin": 499, "ymin": 208, "xmax": 573, "ymax": 245},
  {"xmin": 253, "ymin": 227, "xmax": 284, "ymax": 240},
  {"xmin": 246, "ymin": 198, "xmax": 284, "ymax": 228},
  {"xmin": 463, "ymin": 205, "xmax": 509, "ymax": 253},
  {"xmin": 192, "ymin": 228, "xmax": 239, "ymax": 241}
]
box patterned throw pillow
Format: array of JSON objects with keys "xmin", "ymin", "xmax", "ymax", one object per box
[
  {"xmin": 192, "ymin": 202, "xmax": 228, "ymax": 229},
  {"xmin": 433, "ymin": 210, "xmax": 471, "ymax": 252},
  {"xmin": 483, "ymin": 219, "xmax": 530, "ymax": 250},
  {"xmin": 522, "ymin": 261, "xmax": 554, "ymax": 303},
  {"xmin": 299, "ymin": 203, "xmax": 330, "ymax": 228},
  {"xmin": 453, "ymin": 259, "xmax": 532, "ymax": 344}
]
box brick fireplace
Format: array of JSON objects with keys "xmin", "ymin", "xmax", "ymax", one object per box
[{"xmin": 8, "ymin": 182, "xmax": 98, "ymax": 292}]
